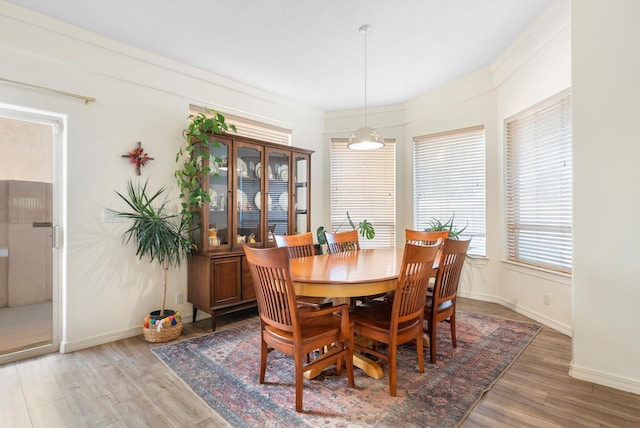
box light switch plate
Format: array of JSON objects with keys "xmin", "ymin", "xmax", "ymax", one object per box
[{"xmin": 103, "ymin": 209, "xmax": 124, "ymax": 223}]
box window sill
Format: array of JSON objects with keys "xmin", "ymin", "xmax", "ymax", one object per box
[{"xmin": 502, "ymin": 260, "xmax": 572, "ymax": 286}]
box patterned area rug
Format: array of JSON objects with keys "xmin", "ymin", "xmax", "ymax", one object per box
[{"xmin": 152, "ymin": 312, "xmax": 541, "ymax": 427}]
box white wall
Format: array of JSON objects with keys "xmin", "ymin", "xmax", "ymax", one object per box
[
  {"xmin": 571, "ymin": 0, "xmax": 640, "ymax": 395},
  {"xmin": 326, "ymin": 1, "xmax": 573, "ymax": 335},
  {"xmin": 4, "ymin": 0, "xmax": 639, "ymax": 395},
  {"xmin": 0, "ymin": 1, "xmax": 326, "ymax": 351},
  {"xmin": 494, "ymin": 1, "xmax": 573, "ymax": 335}
]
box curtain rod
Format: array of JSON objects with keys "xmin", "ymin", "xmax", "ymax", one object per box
[{"xmin": 0, "ymin": 77, "xmax": 96, "ymax": 105}]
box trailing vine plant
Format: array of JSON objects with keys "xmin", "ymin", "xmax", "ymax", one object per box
[{"xmin": 174, "ymin": 110, "xmax": 236, "ymax": 227}]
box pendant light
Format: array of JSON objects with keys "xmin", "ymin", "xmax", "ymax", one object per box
[{"xmin": 348, "ymin": 24, "xmax": 385, "ymax": 150}]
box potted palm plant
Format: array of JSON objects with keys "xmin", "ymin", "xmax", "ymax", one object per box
[{"xmin": 111, "ymin": 179, "xmax": 195, "ymax": 342}]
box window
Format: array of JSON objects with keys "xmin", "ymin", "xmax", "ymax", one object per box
[
  {"xmin": 505, "ymin": 90, "xmax": 572, "ymax": 273},
  {"xmin": 413, "ymin": 126, "xmax": 486, "ymax": 256},
  {"xmin": 330, "ymin": 139, "xmax": 396, "ymax": 248},
  {"xmin": 190, "ymin": 105, "xmax": 291, "ymax": 146}
]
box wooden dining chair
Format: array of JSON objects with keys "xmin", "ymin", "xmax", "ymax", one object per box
[
  {"xmin": 274, "ymin": 232, "xmax": 333, "ymax": 309},
  {"xmin": 323, "ymin": 229, "xmax": 381, "ymax": 305},
  {"xmin": 423, "ymin": 238, "xmax": 471, "ymax": 364},
  {"xmin": 350, "ymin": 243, "xmax": 439, "ymax": 396},
  {"xmin": 324, "ymin": 229, "xmax": 360, "ymax": 254},
  {"xmin": 405, "ymin": 229, "xmax": 449, "ymax": 265},
  {"xmin": 243, "ymin": 245, "xmax": 355, "ymax": 412},
  {"xmin": 274, "ymin": 232, "xmax": 316, "ymax": 258},
  {"xmin": 381, "ymin": 229, "xmax": 451, "ymax": 307}
]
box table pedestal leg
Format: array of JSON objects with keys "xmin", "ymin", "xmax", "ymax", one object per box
[
  {"xmin": 422, "ymin": 333, "xmax": 430, "ymax": 347},
  {"xmin": 303, "ymin": 337, "xmax": 384, "ymax": 380}
]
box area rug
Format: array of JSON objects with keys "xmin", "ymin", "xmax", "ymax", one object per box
[{"xmin": 152, "ymin": 312, "xmax": 541, "ymax": 427}]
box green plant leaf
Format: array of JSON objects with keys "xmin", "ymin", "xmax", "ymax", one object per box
[
  {"xmin": 176, "ymin": 109, "xmax": 235, "ymax": 229},
  {"xmin": 111, "ymin": 179, "xmax": 196, "ymax": 314},
  {"xmin": 424, "ymin": 213, "xmax": 467, "ymax": 239}
]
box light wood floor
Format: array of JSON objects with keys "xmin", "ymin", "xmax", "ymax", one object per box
[{"xmin": 1, "ymin": 299, "xmax": 639, "ymax": 427}]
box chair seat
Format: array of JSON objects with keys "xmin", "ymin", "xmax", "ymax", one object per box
[
  {"xmin": 351, "ymin": 301, "xmax": 423, "ymax": 334},
  {"xmin": 424, "ymin": 297, "xmax": 453, "ymax": 316},
  {"xmin": 265, "ymin": 313, "xmax": 349, "ymax": 347}
]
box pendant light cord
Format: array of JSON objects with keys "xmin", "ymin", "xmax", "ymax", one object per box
[
  {"xmin": 359, "ymin": 24, "xmax": 370, "ymax": 128},
  {"xmin": 364, "ymin": 26, "xmax": 367, "ymax": 127}
]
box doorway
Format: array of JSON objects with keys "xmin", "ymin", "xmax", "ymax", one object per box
[{"xmin": 0, "ymin": 106, "xmax": 61, "ymax": 363}]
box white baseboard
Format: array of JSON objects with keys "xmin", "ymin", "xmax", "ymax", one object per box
[
  {"xmin": 570, "ymin": 363, "xmax": 640, "ymax": 396},
  {"xmin": 458, "ymin": 290, "xmax": 499, "ymax": 304},
  {"xmin": 458, "ymin": 290, "xmax": 572, "ymax": 337},
  {"xmin": 60, "ymin": 311, "xmax": 195, "ymax": 353},
  {"xmin": 496, "ymin": 297, "xmax": 572, "ymax": 336}
]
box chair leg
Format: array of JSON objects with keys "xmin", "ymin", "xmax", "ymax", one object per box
[
  {"xmin": 416, "ymin": 332, "xmax": 424, "ymax": 373},
  {"xmin": 346, "ymin": 337, "xmax": 355, "ymax": 388},
  {"xmin": 389, "ymin": 344, "xmax": 397, "ymax": 397},
  {"xmin": 335, "ymin": 353, "xmax": 343, "ymax": 376},
  {"xmin": 294, "ymin": 353, "xmax": 304, "ymax": 412},
  {"xmin": 450, "ymin": 313, "xmax": 457, "ymax": 347},
  {"xmin": 259, "ymin": 337, "xmax": 268, "ymax": 383},
  {"xmin": 430, "ymin": 321, "xmax": 437, "ymax": 364}
]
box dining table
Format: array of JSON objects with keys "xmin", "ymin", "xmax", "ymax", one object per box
[{"xmin": 289, "ymin": 247, "xmax": 405, "ymax": 379}]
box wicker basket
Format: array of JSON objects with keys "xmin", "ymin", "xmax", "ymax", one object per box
[{"xmin": 143, "ymin": 320, "xmax": 183, "ymax": 343}]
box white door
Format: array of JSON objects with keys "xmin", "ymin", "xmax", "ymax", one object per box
[{"xmin": 0, "ymin": 106, "xmax": 61, "ymax": 363}]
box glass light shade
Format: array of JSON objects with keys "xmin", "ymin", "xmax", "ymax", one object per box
[{"xmin": 348, "ymin": 127, "xmax": 385, "ymax": 150}]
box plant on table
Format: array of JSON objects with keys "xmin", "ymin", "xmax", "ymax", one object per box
[
  {"xmin": 316, "ymin": 211, "xmax": 375, "ymax": 247},
  {"xmin": 425, "ymin": 213, "xmax": 467, "ymax": 239}
]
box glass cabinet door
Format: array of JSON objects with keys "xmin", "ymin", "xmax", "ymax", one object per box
[
  {"xmin": 206, "ymin": 138, "xmax": 231, "ymax": 250},
  {"xmin": 267, "ymin": 150, "xmax": 290, "ymax": 238},
  {"xmin": 294, "ymin": 153, "xmax": 310, "ymax": 234},
  {"xmin": 235, "ymin": 143, "xmax": 263, "ymax": 248}
]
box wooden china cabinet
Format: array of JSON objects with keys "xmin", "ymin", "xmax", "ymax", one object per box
[{"xmin": 187, "ymin": 133, "xmax": 313, "ymax": 330}]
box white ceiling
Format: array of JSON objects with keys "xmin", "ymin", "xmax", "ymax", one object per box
[{"xmin": 7, "ymin": 0, "xmax": 552, "ymax": 112}]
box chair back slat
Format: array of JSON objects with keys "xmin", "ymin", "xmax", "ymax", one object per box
[
  {"xmin": 324, "ymin": 229, "xmax": 360, "ymax": 254},
  {"xmin": 405, "ymin": 229, "xmax": 449, "ymax": 246},
  {"xmin": 405, "ymin": 229, "xmax": 449, "ymax": 265},
  {"xmin": 433, "ymin": 238, "xmax": 471, "ymax": 303},
  {"xmin": 275, "ymin": 232, "xmax": 315, "ymax": 258},
  {"xmin": 392, "ymin": 243, "xmax": 439, "ymax": 326},
  {"xmin": 244, "ymin": 245, "xmax": 297, "ymax": 332}
]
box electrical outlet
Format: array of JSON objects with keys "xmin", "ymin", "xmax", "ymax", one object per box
[
  {"xmin": 544, "ymin": 293, "xmax": 550, "ymax": 305},
  {"xmin": 176, "ymin": 292, "xmax": 184, "ymax": 305}
]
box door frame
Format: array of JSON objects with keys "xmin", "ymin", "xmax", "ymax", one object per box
[{"xmin": 0, "ymin": 103, "xmax": 64, "ymax": 364}]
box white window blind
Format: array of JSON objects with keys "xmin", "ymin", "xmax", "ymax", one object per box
[
  {"xmin": 330, "ymin": 139, "xmax": 396, "ymax": 248},
  {"xmin": 413, "ymin": 126, "xmax": 486, "ymax": 256},
  {"xmin": 190, "ymin": 105, "xmax": 291, "ymax": 146},
  {"xmin": 505, "ymin": 90, "xmax": 572, "ymax": 273}
]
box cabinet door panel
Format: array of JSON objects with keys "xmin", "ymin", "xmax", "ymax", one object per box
[
  {"xmin": 293, "ymin": 152, "xmax": 310, "ymax": 234},
  {"xmin": 266, "ymin": 149, "xmax": 290, "ymax": 237},
  {"xmin": 211, "ymin": 257, "xmax": 241, "ymax": 306},
  {"xmin": 241, "ymin": 256, "xmax": 255, "ymax": 300},
  {"xmin": 206, "ymin": 137, "xmax": 232, "ymax": 250},
  {"xmin": 235, "ymin": 142, "xmax": 263, "ymax": 248}
]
